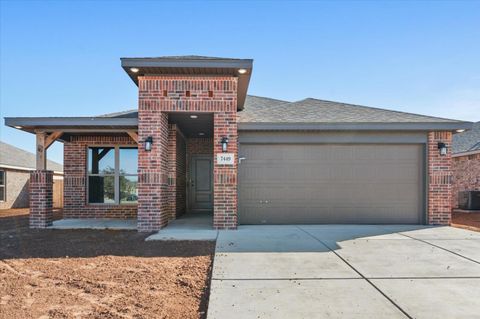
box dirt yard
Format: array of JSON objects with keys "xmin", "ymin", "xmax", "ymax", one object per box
[
  {"xmin": 452, "ymin": 211, "xmax": 480, "ymax": 232},
  {"xmin": 0, "ymin": 209, "xmax": 215, "ymax": 319}
]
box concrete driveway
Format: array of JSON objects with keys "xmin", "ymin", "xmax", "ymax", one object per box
[{"xmin": 207, "ymin": 225, "xmax": 480, "ymax": 319}]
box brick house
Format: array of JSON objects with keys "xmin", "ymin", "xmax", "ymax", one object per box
[
  {"xmin": 0, "ymin": 141, "xmax": 63, "ymax": 209},
  {"xmin": 4, "ymin": 56, "xmax": 472, "ymax": 231},
  {"xmin": 452, "ymin": 122, "xmax": 480, "ymax": 209}
]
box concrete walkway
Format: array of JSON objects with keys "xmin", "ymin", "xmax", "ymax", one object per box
[
  {"xmin": 208, "ymin": 225, "xmax": 480, "ymax": 319},
  {"xmin": 146, "ymin": 213, "xmax": 218, "ymax": 241},
  {"xmin": 49, "ymin": 218, "xmax": 137, "ymax": 230}
]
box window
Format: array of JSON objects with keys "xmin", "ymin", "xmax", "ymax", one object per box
[
  {"xmin": 87, "ymin": 146, "xmax": 138, "ymax": 204},
  {"xmin": 0, "ymin": 170, "xmax": 5, "ymax": 202}
]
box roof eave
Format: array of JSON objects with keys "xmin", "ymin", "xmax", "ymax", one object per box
[
  {"xmin": 452, "ymin": 149, "xmax": 480, "ymax": 157},
  {"xmin": 121, "ymin": 57, "xmax": 253, "ymax": 69},
  {"xmin": 238, "ymin": 122, "xmax": 473, "ymax": 131},
  {"xmin": 5, "ymin": 117, "xmax": 138, "ymax": 135}
]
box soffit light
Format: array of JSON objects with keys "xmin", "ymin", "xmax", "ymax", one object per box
[
  {"xmin": 190, "ymin": 115, "xmax": 198, "ymax": 119},
  {"xmin": 14, "ymin": 126, "xmax": 22, "ymax": 129},
  {"xmin": 238, "ymin": 69, "xmax": 247, "ymax": 74},
  {"xmin": 130, "ymin": 68, "xmax": 140, "ymax": 73},
  {"xmin": 198, "ymin": 132, "xmax": 205, "ymax": 136},
  {"xmin": 456, "ymin": 129, "xmax": 466, "ymax": 133}
]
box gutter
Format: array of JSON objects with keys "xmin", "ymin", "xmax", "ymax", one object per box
[{"xmin": 452, "ymin": 149, "xmax": 480, "ymax": 158}]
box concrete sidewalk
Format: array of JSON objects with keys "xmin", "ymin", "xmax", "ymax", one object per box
[{"xmin": 208, "ymin": 225, "xmax": 480, "ymax": 319}]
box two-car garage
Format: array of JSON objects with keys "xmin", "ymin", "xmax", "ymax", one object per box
[{"xmin": 238, "ymin": 132, "xmax": 426, "ymax": 225}]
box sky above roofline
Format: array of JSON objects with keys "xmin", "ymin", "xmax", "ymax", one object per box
[{"xmin": 1, "ymin": 1, "xmax": 479, "ymax": 163}]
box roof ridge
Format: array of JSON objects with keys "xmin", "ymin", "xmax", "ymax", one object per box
[
  {"xmin": 247, "ymin": 94, "xmax": 291, "ymax": 104},
  {"xmin": 300, "ymin": 97, "xmax": 463, "ymax": 122}
]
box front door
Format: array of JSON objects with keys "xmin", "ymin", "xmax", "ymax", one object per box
[{"xmin": 188, "ymin": 156, "xmax": 213, "ymax": 212}]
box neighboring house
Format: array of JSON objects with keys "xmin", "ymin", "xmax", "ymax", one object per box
[
  {"xmin": 452, "ymin": 122, "xmax": 480, "ymax": 209},
  {"xmin": 0, "ymin": 141, "xmax": 63, "ymax": 209},
  {"xmin": 4, "ymin": 56, "xmax": 472, "ymax": 230}
]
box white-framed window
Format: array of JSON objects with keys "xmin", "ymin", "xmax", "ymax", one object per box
[
  {"xmin": 87, "ymin": 146, "xmax": 138, "ymax": 204},
  {"xmin": 0, "ymin": 170, "xmax": 5, "ymax": 202}
]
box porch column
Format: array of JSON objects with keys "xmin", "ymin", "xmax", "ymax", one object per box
[
  {"xmin": 213, "ymin": 112, "xmax": 238, "ymax": 229},
  {"xmin": 29, "ymin": 170, "xmax": 53, "ymax": 228},
  {"xmin": 29, "ymin": 131, "xmax": 61, "ymax": 228},
  {"xmin": 137, "ymin": 111, "xmax": 170, "ymax": 232},
  {"xmin": 428, "ymin": 131, "xmax": 453, "ymax": 225}
]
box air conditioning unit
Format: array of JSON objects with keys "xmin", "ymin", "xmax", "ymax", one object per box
[{"xmin": 458, "ymin": 191, "xmax": 480, "ymax": 210}]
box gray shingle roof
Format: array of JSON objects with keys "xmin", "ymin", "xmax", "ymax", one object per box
[
  {"xmin": 452, "ymin": 122, "xmax": 480, "ymax": 154},
  {"xmin": 98, "ymin": 95, "xmax": 464, "ymax": 126},
  {"xmin": 0, "ymin": 141, "xmax": 63, "ymax": 172},
  {"xmin": 239, "ymin": 97, "xmax": 463, "ymax": 123}
]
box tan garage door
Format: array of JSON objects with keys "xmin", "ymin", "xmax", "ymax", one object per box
[{"xmin": 239, "ymin": 144, "xmax": 424, "ymax": 224}]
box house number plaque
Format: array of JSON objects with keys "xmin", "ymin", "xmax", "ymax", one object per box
[{"xmin": 217, "ymin": 153, "xmax": 235, "ymax": 165}]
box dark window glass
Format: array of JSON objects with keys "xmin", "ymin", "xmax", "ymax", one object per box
[
  {"xmin": 88, "ymin": 147, "xmax": 115, "ymax": 174},
  {"xmin": 88, "ymin": 176, "xmax": 115, "ymax": 203}
]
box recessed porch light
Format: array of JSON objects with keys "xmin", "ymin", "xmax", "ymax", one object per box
[
  {"xmin": 198, "ymin": 132, "xmax": 205, "ymax": 136},
  {"xmin": 238, "ymin": 68, "xmax": 247, "ymax": 74},
  {"xmin": 130, "ymin": 68, "xmax": 139, "ymax": 73},
  {"xmin": 14, "ymin": 126, "xmax": 22, "ymax": 129},
  {"xmin": 456, "ymin": 129, "xmax": 466, "ymax": 133},
  {"xmin": 190, "ymin": 115, "xmax": 198, "ymax": 119}
]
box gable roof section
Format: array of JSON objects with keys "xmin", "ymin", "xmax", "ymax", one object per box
[
  {"xmin": 452, "ymin": 121, "xmax": 480, "ymax": 155},
  {"xmin": 239, "ymin": 97, "xmax": 462, "ymax": 123},
  {"xmin": 0, "ymin": 141, "xmax": 63, "ymax": 172},
  {"xmin": 238, "ymin": 97, "xmax": 471, "ymax": 131}
]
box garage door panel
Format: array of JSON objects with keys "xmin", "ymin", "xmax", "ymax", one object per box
[{"xmin": 239, "ymin": 144, "xmax": 424, "ymax": 224}]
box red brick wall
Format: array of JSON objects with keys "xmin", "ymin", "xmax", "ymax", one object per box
[
  {"xmin": 137, "ymin": 112, "xmax": 169, "ymax": 231},
  {"xmin": 138, "ymin": 76, "xmax": 238, "ymax": 230},
  {"xmin": 428, "ymin": 131, "xmax": 453, "ymax": 225},
  {"xmin": 452, "ymin": 153, "xmax": 480, "ymax": 208},
  {"xmin": 63, "ymin": 135, "xmax": 137, "ymax": 219},
  {"xmin": 187, "ymin": 138, "xmax": 213, "ymax": 157},
  {"xmin": 213, "ymin": 112, "xmax": 238, "ymax": 229},
  {"xmin": 29, "ymin": 170, "xmax": 53, "ymax": 228},
  {"xmin": 175, "ymin": 129, "xmax": 187, "ymax": 217},
  {"xmin": 167, "ymin": 124, "xmax": 187, "ymax": 220}
]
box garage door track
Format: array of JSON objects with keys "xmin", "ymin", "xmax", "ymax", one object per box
[{"xmin": 207, "ymin": 225, "xmax": 480, "ymax": 318}]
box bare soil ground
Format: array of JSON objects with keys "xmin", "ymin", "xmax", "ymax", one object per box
[
  {"xmin": 452, "ymin": 211, "xmax": 480, "ymax": 232},
  {"xmin": 0, "ymin": 209, "xmax": 215, "ymax": 319}
]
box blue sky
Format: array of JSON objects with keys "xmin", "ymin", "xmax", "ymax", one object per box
[{"xmin": 1, "ymin": 0, "xmax": 479, "ymax": 164}]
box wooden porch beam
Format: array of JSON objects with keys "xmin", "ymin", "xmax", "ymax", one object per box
[
  {"xmin": 45, "ymin": 131, "xmax": 63, "ymax": 149},
  {"xmin": 127, "ymin": 131, "xmax": 139, "ymax": 143}
]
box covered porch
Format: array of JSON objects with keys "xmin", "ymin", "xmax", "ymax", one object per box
[{"xmin": 5, "ymin": 111, "xmax": 219, "ymax": 232}]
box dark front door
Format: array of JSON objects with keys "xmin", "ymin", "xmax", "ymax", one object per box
[{"xmin": 188, "ymin": 156, "xmax": 213, "ymax": 212}]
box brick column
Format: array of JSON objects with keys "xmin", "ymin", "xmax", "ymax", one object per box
[
  {"xmin": 137, "ymin": 111, "xmax": 170, "ymax": 232},
  {"xmin": 137, "ymin": 75, "xmax": 239, "ymax": 230},
  {"xmin": 213, "ymin": 112, "xmax": 238, "ymax": 229},
  {"xmin": 428, "ymin": 131, "xmax": 453, "ymax": 225},
  {"xmin": 167, "ymin": 124, "xmax": 178, "ymax": 221},
  {"xmin": 29, "ymin": 170, "xmax": 53, "ymax": 228}
]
